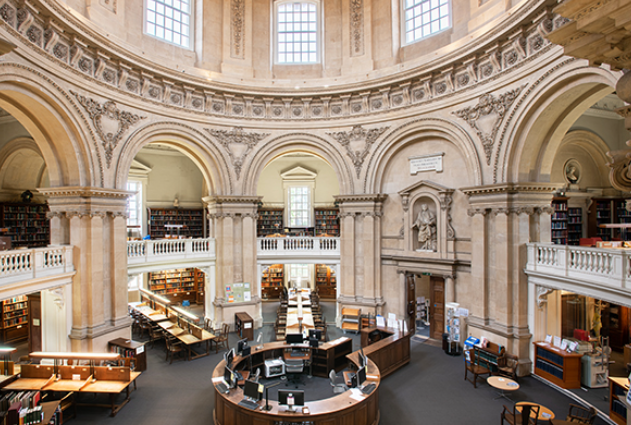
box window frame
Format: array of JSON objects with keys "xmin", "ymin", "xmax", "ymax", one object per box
[
  {"xmin": 401, "ymin": 0, "xmax": 451, "ymax": 46},
  {"xmin": 144, "ymin": 0, "xmax": 194, "ymax": 49},
  {"xmin": 126, "ymin": 180, "xmax": 144, "ymax": 229},
  {"xmin": 287, "ymin": 186, "xmax": 311, "ymax": 227},
  {"xmin": 273, "ymin": 0, "xmax": 321, "ymax": 65}
]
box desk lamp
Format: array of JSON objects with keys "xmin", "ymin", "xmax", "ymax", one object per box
[{"xmin": 263, "ymin": 381, "xmax": 281, "ymax": 411}]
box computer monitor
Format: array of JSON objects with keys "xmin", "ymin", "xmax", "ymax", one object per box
[
  {"xmin": 357, "ymin": 366, "xmax": 367, "ymax": 387},
  {"xmin": 278, "ymin": 389, "xmax": 304, "ymax": 409},
  {"xmin": 309, "ymin": 337, "xmax": 318, "ymax": 348},
  {"xmin": 286, "ymin": 333, "xmax": 303, "ymax": 345},
  {"xmin": 308, "ymin": 329, "xmax": 321, "ymax": 341},
  {"xmin": 237, "ymin": 338, "xmax": 249, "ymax": 355},
  {"xmin": 224, "ymin": 366, "xmax": 237, "ymax": 389},
  {"xmin": 243, "ymin": 379, "xmax": 263, "ymax": 401},
  {"xmin": 224, "ymin": 348, "xmax": 235, "ymax": 367}
]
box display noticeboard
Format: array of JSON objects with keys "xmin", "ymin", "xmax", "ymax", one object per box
[{"xmin": 225, "ymin": 282, "xmax": 252, "ymax": 303}]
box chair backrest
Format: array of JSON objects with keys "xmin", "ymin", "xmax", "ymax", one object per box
[
  {"xmin": 567, "ymin": 403, "xmax": 597, "ymax": 424},
  {"xmin": 329, "ymin": 369, "xmax": 337, "ymax": 386},
  {"xmin": 222, "ymin": 323, "xmax": 230, "ymax": 336}
]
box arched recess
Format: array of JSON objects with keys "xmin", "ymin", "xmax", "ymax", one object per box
[
  {"xmin": 366, "ymin": 118, "xmax": 483, "ymax": 193},
  {"xmin": 550, "ymin": 130, "xmax": 611, "ymax": 187},
  {"xmin": 497, "ymin": 61, "xmax": 619, "ymax": 184},
  {"xmin": 115, "ymin": 122, "xmax": 231, "ymax": 196},
  {"xmin": 0, "ymin": 137, "xmax": 49, "ymax": 197},
  {"xmin": 0, "ymin": 67, "xmax": 95, "ymax": 188},
  {"xmin": 243, "ymin": 133, "xmax": 354, "ymax": 196}
]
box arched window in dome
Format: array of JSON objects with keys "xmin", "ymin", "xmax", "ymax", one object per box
[
  {"xmin": 275, "ymin": 1, "xmax": 320, "ymax": 64},
  {"xmin": 145, "ymin": 0, "xmax": 192, "ymax": 48},
  {"xmin": 403, "ymin": 0, "xmax": 450, "ymax": 45}
]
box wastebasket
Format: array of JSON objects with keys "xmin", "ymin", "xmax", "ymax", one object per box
[{"xmin": 442, "ymin": 333, "xmax": 449, "ymax": 353}]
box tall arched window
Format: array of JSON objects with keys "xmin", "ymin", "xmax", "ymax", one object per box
[
  {"xmin": 403, "ymin": 0, "xmax": 450, "ymax": 45},
  {"xmin": 145, "ymin": 0, "xmax": 192, "ymax": 48},
  {"xmin": 275, "ymin": 1, "xmax": 320, "ymax": 64}
]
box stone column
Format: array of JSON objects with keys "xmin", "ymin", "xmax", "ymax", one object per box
[
  {"xmin": 205, "ymin": 196, "xmax": 262, "ymax": 329},
  {"xmin": 335, "ymin": 194, "xmax": 387, "ymax": 322},
  {"xmin": 461, "ymin": 183, "xmax": 559, "ymax": 376},
  {"xmin": 39, "ymin": 187, "xmax": 134, "ymax": 352}
]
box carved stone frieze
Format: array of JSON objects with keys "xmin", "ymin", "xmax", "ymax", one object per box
[
  {"xmin": 467, "ymin": 207, "xmax": 488, "ymax": 217},
  {"xmin": 70, "ymin": 91, "xmax": 145, "ymax": 167},
  {"xmin": 452, "ymin": 87, "xmax": 523, "ymax": 164},
  {"xmin": 206, "ymin": 127, "xmax": 269, "ymax": 180},
  {"xmin": 606, "ymin": 145, "xmax": 631, "ymax": 192},
  {"xmin": 0, "ymin": 3, "xmax": 16, "ymax": 26},
  {"xmin": 231, "ymin": 0, "xmax": 245, "ymax": 59},
  {"xmin": 50, "ymin": 287, "xmax": 65, "ymax": 309},
  {"xmin": 350, "ymin": 0, "xmax": 363, "ymax": 57},
  {"xmin": 327, "ymin": 125, "xmax": 388, "ymax": 178}
]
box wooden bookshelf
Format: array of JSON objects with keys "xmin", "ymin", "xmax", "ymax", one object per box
[
  {"xmin": 315, "ymin": 208, "xmax": 339, "ymax": 237},
  {"xmin": 567, "ymin": 207, "xmax": 582, "ymax": 245},
  {"xmin": 108, "ymin": 338, "xmax": 147, "ymax": 372},
  {"xmin": 588, "ymin": 198, "xmax": 621, "ymax": 241},
  {"xmin": 316, "ymin": 264, "xmax": 336, "ymax": 299},
  {"xmin": 148, "ymin": 268, "xmax": 201, "ymax": 303},
  {"xmin": 1, "ymin": 295, "xmax": 29, "ymax": 343},
  {"xmin": 616, "ymin": 200, "xmax": 631, "ymax": 241},
  {"xmin": 609, "ymin": 377, "xmax": 628, "ymax": 425},
  {"xmin": 148, "ymin": 208, "xmax": 204, "ymax": 239},
  {"xmin": 533, "ymin": 342, "xmax": 582, "ymax": 389},
  {"xmin": 262, "ymin": 264, "xmax": 284, "ymax": 299},
  {"xmin": 195, "ymin": 269, "xmax": 205, "ymax": 304},
  {"xmin": 551, "ymin": 197, "xmax": 568, "ymax": 245},
  {"xmin": 257, "ymin": 209, "xmax": 283, "ymax": 236},
  {"xmin": 0, "ymin": 203, "xmax": 49, "ymax": 248}
]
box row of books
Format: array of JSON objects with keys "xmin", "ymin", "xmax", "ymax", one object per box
[
  {"xmin": 2, "ymin": 206, "xmax": 47, "ymax": 213},
  {"xmin": 3, "ymin": 302, "xmax": 27, "ymax": 312},
  {"xmin": 4, "ymin": 316, "xmax": 28, "ymax": 327},
  {"xmin": 535, "ymin": 358, "xmax": 564, "ymax": 379},
  {"xmin": 0, "ymin": 391, "xmax": 43, "ymax": 425}
]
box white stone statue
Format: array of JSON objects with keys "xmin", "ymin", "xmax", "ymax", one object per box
[{"xmin": 412, "ymin": 203, "xmax": 437, "ymax": 251}]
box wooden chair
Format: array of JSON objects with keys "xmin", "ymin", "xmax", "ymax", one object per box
[
  {"xmin": 501, "ymin": 403, "xmax": 539, "ymax": 425},
  {"xmin": 565, "ymin": 403, "xmax": 597, "ymax": 424},
  {"xmin": 497, "ymin": 353, "xmax": 519, "ymax": 382},
  {"xmin": 464, "ymin": 347, "xmax": 491, "ymax": 388},
  {"xmin": 165, "ymin": 335, "xmax": 186, "ymax": 364},
  {"xmin": 214, "ymin": 323, "xmax": 230, "ymax": 353},
  {"xmin": 148, "ymin": 324, "xmax": 164, "ymax": 348}
]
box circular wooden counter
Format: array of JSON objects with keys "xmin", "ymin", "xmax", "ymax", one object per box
[{"xmin": 213, "ymin": 341, "xmax": 380, "ymax": 425}]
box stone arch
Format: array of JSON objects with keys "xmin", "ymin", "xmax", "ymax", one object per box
[
  {"xmin": 552, "ymin": 130, "xmax": 611, "ymax": 187},
  {"xmin": 0, "ymin": 65, "xmax": 95, "ymax": 187},
  {"xmin": 243, "ymin": 133, "xmax": 354, "ymax": 195},
  {"xmin": 497, "ymin": 60, "xmax": 619, "ymax": 184},
  {"xmin": 115, "ymin": 122, "xmax": 231, "ymax": 195},
  {"xmin": 0, "ymin": 137, "xmax": 48, "ymax": 195},
  {"xmin": 366, "ymin": 118, "xmax": 482, "ymax": 193}
]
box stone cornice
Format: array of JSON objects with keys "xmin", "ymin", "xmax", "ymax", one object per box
[
  {"xmin": 204, "ymin": 195, "xmax": 262, "ymax": 205},
  {"xmin": 0, "ymin": 36, "xmax": 15, "ymax": 55},
  {"xmin": 334, "ymin": 194, "xmax": 388, "ymax": 203},
  {"xmin": 37, "ymin": 186, "xmax": 135, "ymax": 199},
  {"xmin": 0, "ymin": 0, "xmax": 563, "ymax": 121},
  {"xmin": 460, "ymin": 182, "xmax": 563, "ymax": 196}
]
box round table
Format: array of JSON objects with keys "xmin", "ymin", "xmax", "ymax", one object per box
[
  {"xmin": 487, "ymin": 376, "xmax": 520, "ymax": 402},
  {"xmin": 516, "ymin": 401, "xmax": 555, "ymax": 421}
]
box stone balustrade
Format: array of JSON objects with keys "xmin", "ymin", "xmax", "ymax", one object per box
[
  {"xmin": 258, "ymin": 237, "xmax": 340, "ymax": 259},
  {"xmin": 127, "ymin": 238, "xmax": 215, "ymax": 266},
  {"xmin": 0, "ymin": 245, "xmax": 74, "ymax": 288}
]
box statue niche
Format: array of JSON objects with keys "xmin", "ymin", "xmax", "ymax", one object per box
[{"xmin": 412, "ymin": 202, "xmax": 437, "ymax": 251}]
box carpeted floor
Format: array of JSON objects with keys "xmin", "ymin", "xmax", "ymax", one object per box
[{"xmin": 43, "ymin": 324, "xmax": 618, "ymax": 425}]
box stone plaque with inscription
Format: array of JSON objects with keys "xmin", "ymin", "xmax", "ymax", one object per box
[{"xmin": 409, "ymin": 153, "xmax": 444, "ymax": 174}]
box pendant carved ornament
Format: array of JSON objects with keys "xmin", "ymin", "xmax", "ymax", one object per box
[
  {"xmin": 452, "ymin": 87, "xmax": 522, "ymax": 165},
  {"xmin": 327, "ymin": 125, "xmax": 388, "ymax": 178},
  {"xmin": 206, "ymin": 127, "xmax": 269, "ymax": 180},
  {"xmin": 70, "ymin": 91, "xmax": 145, "ymax": 167}
]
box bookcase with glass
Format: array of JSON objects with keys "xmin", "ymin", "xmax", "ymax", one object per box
[
  {"xmin": 567, "ymin": 207, "xmax": 583, "ymax": 245},
  {"xmin": 148, "ymin": 208, "xmax": 204, "ymax": 239},
  {"xmin": 0, "ymin": 203, "xmax": 50, "ymax": 248},
  {"xmin": 148, "ymin": 268, "xmax": 204, "ymax": 303},
  {"xmin": 261, "ymin": 264, "xmax": 284, "ymax": 299},
  {"xmin": 314, "ymin": 208, "xmax": 340, "ymax": 237},
  {"xmin": 551, "ymin": 198, "xmax": 568, "ymax": 245},
  {"xmin": 315, "ymin": 264, "xmax": 336, "ymax": 299},
  {"xmin": 1, "ymin": 295, "xmax": 29, "ymax": 343},
  {"xmin": 256, "ymin": 209, "xmax": 284, "ymax": 236}
]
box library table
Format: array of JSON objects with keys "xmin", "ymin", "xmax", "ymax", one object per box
[
  {"xmin": 164, "ymin": 326, "xmax": 215, "ymax": 360},
  {"xmin": 213, "ymin": 340, "xmax": 379, "ymax": 425},
  {"xmin": 487, "ymin": 376, "xmax": 519, "ymax": 401}
]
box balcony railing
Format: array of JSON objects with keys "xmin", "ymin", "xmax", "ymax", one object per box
[
  {"xmin": 0, "ymin": 245, "xmax": 74, "ymax": 286},
  {"xmin": 526, "ymin": 243, "xmax": 631, "ymax": 295},
  {"xmin": 127, "ymin": 238, "xmax": 215, "ymax": 266},
  {"xmin": 258, "ymin": 237, "xmax": 340, "ymax": 258}
]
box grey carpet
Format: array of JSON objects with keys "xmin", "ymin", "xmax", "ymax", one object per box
[{"xmin": 39, "ymin": 328, "xmax": 613, "ymax": 425}]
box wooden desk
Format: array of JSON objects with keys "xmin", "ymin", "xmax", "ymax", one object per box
[
  {"xmin": 358, "ymin": 326, "xmax": 411, "ymax": 378},
  {"xmin": 534, "ymin": 342, "xmax": 582, "ymax": 389},
  {"xmin": 213, "ymin": 341, "xmax": 380, "ymax": 425},
  {"xmin": 169, "ymin": 327, "xmax": 215, "ymax": 360},
  {"xmin": 516, "ymin": 402, "xmax": 555, "ymax": 421}
]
